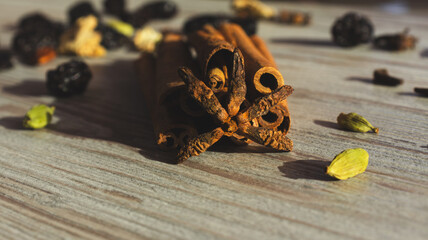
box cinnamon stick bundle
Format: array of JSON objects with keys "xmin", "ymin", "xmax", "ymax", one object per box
[
  {"xmin": 136, "ymin": 33, "xmax": 198, "ymax": 150},
  {"xmin": 218, "ymin": 23, "xmax": 284, "ymax": 99}
]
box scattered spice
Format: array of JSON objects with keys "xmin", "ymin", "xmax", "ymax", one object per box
[
  {"xmin": 97, "ymin": 24, "xmax": 127, "ymax": 50},
  {"xmin": 59, "ymin": 15, "xmax": 106, "ymax": 57},
  {"xmin": 331, "ymin": 12, "xmax": 373, "ymax": 47},
  {"xmin": 68, "ymin": 1, "xmax": 99, "ymax": 25},
  {"xmin": 326, "ymin": 148, "xmax": 369, "ymax": 180},
  {"xmin": 104, "ymin": 0, "xmax": 125, "ymax": 17},
  {"xmin": 183, "ymin": 14, "xmax": 257, "ymax": 36},
  {"xmin": 275, "ymin": 10, "xmax": 311, "ymax": 25},
  {"xmin": 23, "ymin": 105, "xmax": 55, "ymax": 129},
  {"xmin": 337, "ymin": 112, "xmax": 379, "ymax": 133},
  {"xmin": 0, "ymin": 49, "xmax": 13, "ymax": 70},
  {"xmin": 131, "ymin": 1, "xmax": 178, "ymax": 27},
  {"xmin": 133, "ymin": 26, "xmax": 162, "ymax": 53},
  {"xmin": 12, "ymin": 29, "xmax": 58, "ymax": 65},
  {"xmin": 414, "ymin": 87, "xmax": 428, "ymax": 97},
  {"xmin": 46, "ymin": 60, "xmax": 92, "ymax": 97},
  {"xmin": 107, "ymin": 19, "xmax": 134, "ymax": 37},
  {"xmin": 232, "ymin": 0, "xmax": 310, "ymax": 26},
  {"xmin": 374, "ymin": 29, "xmax": 417, "ymax": 51},
  {"xmin": 373, "ymin": 69, "xmax": 403, "ymax": 86}
]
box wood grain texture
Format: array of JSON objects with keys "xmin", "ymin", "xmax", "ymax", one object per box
[{"xmin": 0, "ymin": 0, "xmax": 427, "ymax": 239}]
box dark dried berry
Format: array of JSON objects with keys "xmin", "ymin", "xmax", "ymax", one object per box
[
  {"xmin": 183, "ymin": 14, "xmax": 257, "ymax": 36},
  {"xmin": 331, "ymin": 12, "xmax": 373, "ymax": 47},
  {"xmin": 0, "ymin": 49, "xmax": 13, "ymax": 70},
  {"xmin": 132, "ymin": 1, "xmax": 178, "ymax": 27},
  {"xmin": 104, "ymin": 0, "xmax": 125, "ymax": 16},
  {"xmin": 97, "ymin": 25, "xmax": 127, "ymax": 50},
  {"xmin": 68, "ymin": 1, "xmax": 99, "ymax": 25},
  {"xmin": 17, "ymin": 13, "xmax": 64, "ymax": 38},
  {"xmin": 373, "ymin": 69, "xmax": 403, "ymax": 86},
  {"xmin": 12, "ymin": 29, "xmax": 58, "ymax": 66},
  {"xmin": 374, "ymin": 29, "xmax": 417, "ymax": 51},
  {"xmin": 46, "ymin": 60, "xmax": 92, "ymax": 97}
]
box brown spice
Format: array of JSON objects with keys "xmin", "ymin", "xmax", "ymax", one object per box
[
  {"xmin": 276, "ymin": 10, "xmax": 311, "ymax": 25},
  {"xmin": 177, "ymin": 66, "xmax": 293, "ymax": 163},
  {"xmin": 187, "ymin": 24, "xmax": 237, "ymax": 94},
  {"xmin": 135, "ymin": 33, "xmax": 199, "ymax": 151},
  {"xmin": 373, "ymin": 69, "xmax": 404, "ymax": 86},
  {"xmin": 414, "ymin": 87, "xmax": 428, "ymax": 97},
  {"xmin": 374, "ymin": 29, "xmax": 417, "ymax": 51},
  {"xmin": 218, "ymin": 23, "xmax": 284, "ymax": 99},
  {"xmin": 249, "ymin": 35, "xmax": 291, "ymax": 134}
]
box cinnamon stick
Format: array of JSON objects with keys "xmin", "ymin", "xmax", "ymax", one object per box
[
  {"xmin": 218, "ymin": 23, "xmax": 284, "ymax": 99},
  {"xmin": 187, "ymin": 24, "xmax": 238, "ymax": 93},
  {"xmin": 249, "ymin": 35, "xmax": 291, "ymax": 134},
  {"xmin": 135, "ymin": 33, "xmax": 198, "ymax": 150}
]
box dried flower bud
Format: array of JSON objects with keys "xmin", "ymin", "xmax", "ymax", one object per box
[
  {"xmin": 23, "ymin": 105, "xmax": 55, "ymax": 129},
  {"xmin": 133, "ymin": 26, "xmax": 162, "ymax": 53},
  {"xmin": 326, "ymin": 148, "xmax": 369, "ymax": 180},
  {"xmin": 337, "ymin": 112, "xmax": 379, "ymax": 133}
]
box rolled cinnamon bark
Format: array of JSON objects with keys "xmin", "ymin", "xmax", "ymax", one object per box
[
  {"xmin": 250, "ymin": 34, "xmax": 291, "ymax": 134},
  {"xmin": 135, "ymin": 33, "xmax": 198, "ymax": 151},
  {"xmin": 218, "ymin": 23, "xmax": 284, "ymax": 99},
  {"xmin": 187, "ymin": 24, "xmax": 237, "ymax": 94}
]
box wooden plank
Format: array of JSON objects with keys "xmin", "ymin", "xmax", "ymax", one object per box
[{"xmin": 0, "ymin": 0, "xmax": 427, "ymax": 239}]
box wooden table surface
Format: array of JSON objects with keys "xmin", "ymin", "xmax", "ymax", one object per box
[{"xmin": 1, "ymin": 0, "xmax": 427, "ymax": 239}]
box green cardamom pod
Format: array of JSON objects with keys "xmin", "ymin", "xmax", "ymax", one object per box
[
  {"xmin": 23, "ymin": 104, "xmax": 55, "ymax": 129},
  {"xmin": 337, "ymin": 112, "xmax": 379, "ymax": 133},
  {"xmin": 326, "ymin": 148, "xmax": 369, "ymax": 180}
]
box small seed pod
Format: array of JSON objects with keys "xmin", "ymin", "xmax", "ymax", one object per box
[
  {"xmin": 337, "ymin": 112, "xmax": 379, "ymax": 133},
  {"xmin": 414, "ymin": 87, "xmax": 428, "ymax": 97},
  {"xmin": 23, "ymin": 105, "xmax": 55, "ymax": 129},
  {"xmin": 326, "ymin": 148, "xmax": 369, "ymax": 180},
  {"xmin": 331, "ymin": 12, "xmax": 374, "ymax": 47}
]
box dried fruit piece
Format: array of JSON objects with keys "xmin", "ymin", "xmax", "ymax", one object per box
[
  {"xmin": 132, "ymin": 1, "xmax": 178, "ymax": 27},
  {"xmin": 12, "ymin": 29, "xmax": 58, "ymax": 65},
  {"xmin": 337, "ymin": 112, "xmax": 379, "ymax": 133},
  {"xmin": 97, "ymin": 24, "xmax": 127, "ymax": 50},
  {"xmin": 326, "ymin": 148, "xmax": 369, "ymax": 180},
  {"xmin": 68, "ymin": 1, "xmax": 99, "ymax": 25},
  {"xmin": 232, "ymin": 0, "xmax": 275, "ymax": 19},
  {"xmin": 133, "ymin": 26, "xmax": 162, "ymax": 53},
  {"xmin": 104, "ymin": 0, "xmax": 125, "ymax": 17},
  {"xmin": 23, "ymin": 105, "xmax": 55, "ymax": 129},
  {"xmin": 373, "ymin": 69, "xmax": 403, "ymax": 86},
  {"xmin": 331, "ymin": 12, "xmax": 373, "ymax": 47},
  {"xmin": 374, "ymin": 29, "xmax": 417, "ymax": 51},
  {"xmin": 108, "ymin": 19, "xmax": 134, "ymax": 37},
  {"xmin": 0, "ymin": 49, "xmax": 13, "ymax": 70},
  {"xmin": 46, "ymin": 60, "xmax": 92, "ymax": 97},
  {"xmin": 59, "ymin": 15, "xmax": 106, "ymax": 57}
]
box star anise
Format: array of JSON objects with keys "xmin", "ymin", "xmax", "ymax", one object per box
[{"xmin": 176, "ymin": 49, "xmax": 293, "ymax": 163}]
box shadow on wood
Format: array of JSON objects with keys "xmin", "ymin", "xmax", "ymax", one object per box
[
  {"xmin": 346, "ymin": 76, "xmax": 372, "ymax": 84},
  {"xmin": 270, "ymin": 38, "xmax": 336, "ymax": 48},
  {"xmin": 313, "ymin": 119, "xmax": 340, "ymax": 130},
  {"xmin": 0, "ymin": 116, "xmax": 26, "ymax": 130},
  {"xmin": 3, "ymin": 79, "xmax": 47, "ymax": 96},
  {"xmin": 278, "ymin": 160, "xmax": 336, "ymax": 181}
]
